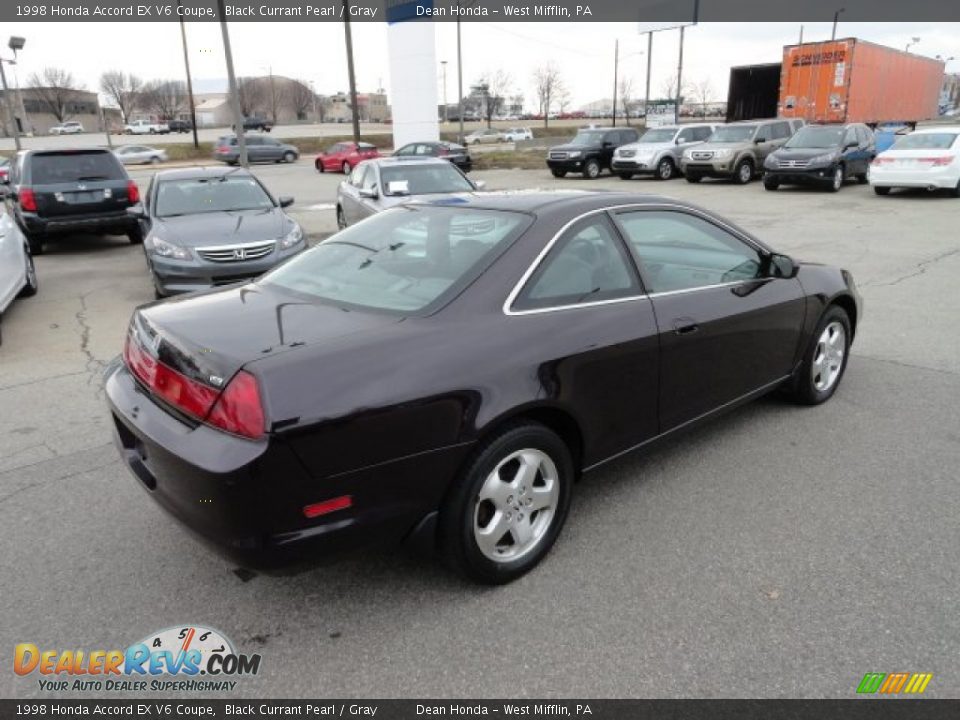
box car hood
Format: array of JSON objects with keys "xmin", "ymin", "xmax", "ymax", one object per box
[
  {"xmin": 618, "ymin": 141, "xmax": 679, "ymax": 154},
  {"xmin": 152, "ymin": 208, "xmax": 288, "ymax": 248},
  {"xmin": 698, "ymin": 142, "xmax": 751, "ymax": 151},
  {"xmin": 771, "ymin": 147, "xmax": 840, "ymax": 160}
]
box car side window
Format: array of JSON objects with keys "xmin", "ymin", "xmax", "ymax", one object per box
[
  {"xmin": 415, "ymin": 144, "xmax": 432, "ymax": 155},
  {"xmin": 844, "ymin": 127, "xmax": 859, "ymax": 146},
  {"xmin": 615, "ymin": 210, "xmax": 765, "ymax": 294},
  {"xmin": 361, "ymin": 167, "xmax": 378, "ymax": 192},
  {"xmin": 513, "ymin": 215, "xmax": 639, "ymax": 311},
  {"xmin": 349, "ymin": 165, "xmax": 367, "ymax": 188},
  {"xmin": 395, "ymin": 145, "xmax": 412, "ymax": 156},
  {"xmin": 677, "ymin": 129, "xmax": 695, "ymax": 143}
]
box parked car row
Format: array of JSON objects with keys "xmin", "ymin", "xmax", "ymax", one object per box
[{"xmin": 547, "ymin": 120, "xmax": 960, "ymax": 197}]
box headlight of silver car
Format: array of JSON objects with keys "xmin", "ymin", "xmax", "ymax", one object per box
[
  {"xmin": 713, "ymin": 148, "xmax": 733, "ymax": 159},
  {"xmin": 279, "ymin": 224, "xmax": 304, "ymax": 250},
  {"xmin": 147, "ymin": 235, "xmax": 191, "ymax": 260}
]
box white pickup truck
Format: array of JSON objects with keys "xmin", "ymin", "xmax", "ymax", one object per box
[{"xmin": 124, "ymin": 120, "xmax": 169, "ymax": 135}]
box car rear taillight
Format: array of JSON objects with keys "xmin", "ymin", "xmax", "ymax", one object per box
[
  {"xmin": 127, "ymin": 180, "xmax": 140, "ymax": 204},
  {"xmin": 919, "ymin": 156, "xmax": 954, "ymax": 167},
  {"xmin": 437, "ymin": 147, "xmax": 449, "ymax": 156},
  {"xmin": 123, "ymin": 332, "xmax": 265, "ymax": 440},
  {"xmin": 303, "ymin": 495, "xmax": 353, "ymax": 519},
  {"xmin": 19, "ymin": 188, "xmax": 37, "ymax": 212},
  {"xmin": 217, "ymin": 146, "xmax": 230, "ymax": 154},
  {"xmin": 206, "ymin": 371, "xmax": 265, "ymax": 440},
  {"xmin": 872, "ymin": 157, "xmax": 894, "ymax": 165}
]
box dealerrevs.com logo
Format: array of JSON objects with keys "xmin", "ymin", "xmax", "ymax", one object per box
[{"xmin": 14, "ymin": 625, "xmax": 261, "ymax": 693}]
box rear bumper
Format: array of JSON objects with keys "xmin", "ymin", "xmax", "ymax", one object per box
[
  {"xmin": 20, "ymin": 211, "xmax": 137, "ymax": 237},
  {"xmin": 869, "ymin": 167, "xmax": 960, "ymax": 189},
  {"xmin": 104, "ymin": 360, "xmax": 466, "ymax": 572},
  {"xmin": 150, "ymin": 243, "xmax": 305, "ymax": 296}
]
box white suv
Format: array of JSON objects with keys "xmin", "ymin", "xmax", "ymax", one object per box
[
  {"xmin": 503, "ymin": 127, "xmax": 534, "ymax": 142},
  {"xmin": 50, "ymin": 121, "xmax": 84, "ymax": 135}
]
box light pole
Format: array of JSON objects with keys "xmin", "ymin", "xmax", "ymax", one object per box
[
  {"xmin": 1, "ymin": 35, "xmax": 25, "ymax": 149},
  {"xmin": 831, "ymin": 8, "xmax": 844, "ymax": 41},
  {"xmin": 343, "ymin": 0, "xmax": 361, "ymax": 144},
  {"xmin": 216, "ymin": 0, "xmax": 247, "ymax": 167},
  {"xmin": 177, "ymin": 0, "xmax": 199, "ymax": 148},
  {"xmin": 440, "ymin": 60, "xmax": 448, "ymax": 124},
  {"xmin": 456, "ymin": 11, "xmax": 464, "ymax": 143},
  {"xmin": 905, "ymin": 37, "xmax": 921, "ymax": 53},
  {"xmin": 611, "ymin": 39, "xmax": 619, "ymax": 127}
]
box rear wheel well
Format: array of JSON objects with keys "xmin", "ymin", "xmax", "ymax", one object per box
[
  {"xmin": 478, "ymin": 407, "xmax": 585, "ymax": 477},
  {"xmin": 830, "ymin": 295, "xmax": 858, "ymax": 339}
]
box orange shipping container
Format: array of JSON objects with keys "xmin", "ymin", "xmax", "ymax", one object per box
[{"xmin": 778, "ymin": 38, "xmax": 944, "ymax": 124}]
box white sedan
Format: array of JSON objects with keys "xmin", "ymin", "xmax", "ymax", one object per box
[
  {"xmin": 114, "ymin": 145, "xmax": 169, "ymax": 165},
  {"xmin": 503, "ymin": 127, "xmax": 534, "ymax": 142},
  {"xmin": 0, "ymin": 206, "xmax": 39, "ymax": 345},
  {"xmin": 869, "ymin": 125, "xmax": 960, "ymax": 197}
]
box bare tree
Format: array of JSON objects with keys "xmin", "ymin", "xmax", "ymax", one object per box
[
  {"xmin": 660, "ymin": 74, "xmax": 690, "ymax": 103},
  {"xmin": 99, "ymin": 71, "xmax": 143, "ymax": 123},
  {"xmin": 27, "ymin": 67, "xmax": 84, "ymax": 122},
  {"xmin": 141, "ymin": 80, "xmax": 188, "ymax": 121},
  {"xmin": 236, "ymin": 77, "xmax": 266, "ymax": 117},
  {"xmin": 618, "ymin": 76, "xmax": 635, "ymax": 126},
  {"xmin": 556, "ymin": 86, "xmax": 572, "ymax": 115},
  {"xmin": 265, "ymin": 76, "xmax": 288, "ymax": 124},
  {"xmin": 690, "ymin": 78, "xmax": 714, "ymax": 118},
  {"xmin": 287, "ymin": 79, "xmax": 315, "ymax": 121},
  {"xmin": 533, "ymin": 63, "xmax": 564, "ymax": 127}
]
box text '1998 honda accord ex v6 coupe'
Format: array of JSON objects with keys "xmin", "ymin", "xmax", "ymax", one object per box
[{"xmin": 105, "ymin": 192, "xmax": 862, "ymax": 584}]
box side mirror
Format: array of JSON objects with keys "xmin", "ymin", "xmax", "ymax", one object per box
[
  {"xmin": 278, "ymin": 196, "xmax": 294, "ymax": 208},
  {"xmin": 358, "ymin": 187, "xmax": 378, "ymax": 199},
  {"xmin": 126, "ymin": 205, "xmax": 146, "ymax": 219},
  {"xmin": 754, "ymin": 137, "xmax": 766, "ymax": 144},
  {"xmin": 845, "ymin": 141, "xmax": 858, "ymax": 150},
  {"xmin": 768, "ymin": 253, "xmax": 798, "ymax": 279},
  {"xmin": 602, "ymin": 141, "xmax": 614, "ymax": 148},
  {"xmin": 474, "ymin": 180, "xmax": 487, "ymax": 190}
]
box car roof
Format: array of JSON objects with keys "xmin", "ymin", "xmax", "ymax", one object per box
[
  {"xmin": 409, "ymin": 190, "xmax": 683, "ymax": 214},
  {"xmin": 366, "ymin": 156, "xmax": 450, "ymax": 168},
  {"xmin": 912, "ymin": 125, "xmax": 960, "ymax": 133},
  {"xmin": 153, "ymin": 166, "xmax": 255, "ymax": 181}
]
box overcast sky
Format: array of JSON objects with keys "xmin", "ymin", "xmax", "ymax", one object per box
[{"xmin": 5, "ymin": 21, "xmax": 958, "ymax": 108}]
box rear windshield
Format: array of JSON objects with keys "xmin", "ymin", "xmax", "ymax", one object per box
[
  {"xmin": 707, "ymin": 126, "xmax": 757, "ymax": 143},
  {"xmin": 30, "ymin": 152, "xmax": 125, "ymax": 184},
  {"xmin": 155, "ymin": 175, "xmax": 274, "ymax": 217},
  {"xmin": 380, "ymin": 163, "xmax": 474, "ymax": 196},
  {"xmin": 892, "ymin": 133, "xmax": 958, "ymax": 150},
  {"xmin": 262, "ymin": 206, "xmax": 531, "ymax": 313}
]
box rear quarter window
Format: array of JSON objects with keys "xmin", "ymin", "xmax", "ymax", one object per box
[{"xmin": 29, "ymin": 152, "xmax": 126, "ymax": 184}]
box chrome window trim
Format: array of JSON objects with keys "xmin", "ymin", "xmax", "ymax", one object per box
[{"xmin": 502, "ymin": 202, "xmax": 769, "ymax": 316}]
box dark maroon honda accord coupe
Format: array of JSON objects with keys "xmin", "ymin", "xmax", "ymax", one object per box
[{"xmin": 106, "ymin": 192, "xmax": 861, "ymax": 584}]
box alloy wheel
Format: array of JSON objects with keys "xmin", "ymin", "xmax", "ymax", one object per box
[
  {"xmin": 473, "ymin": 449, "xmax": 559, "ymax": 563},
  {"xmin": 812, "ymin": 321, "xmax": 846, "ymax": 392},
  {"xmin": 738, "ymin": 162, "xmax": 752, "ymax": 184},
  {"xmin": 832, "ymin": 167, "xmax": 843, "ymax": 191},
  {"xmin": 658, "ymin": 159, "xmax": 674, "ymax": 180}
]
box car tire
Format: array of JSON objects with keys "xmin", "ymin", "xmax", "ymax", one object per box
[
  {"xmin": 336, "ymin": 206, "xmax": 347, "ymax": 230},
  {"xmin": 873, "ymin": 186, "xmax": 891, "ymax": 196},
  {"xmin": 733, "ymin": 159, "xmax": 754, "ymax": 185},
  {"xmin": 829, "ymin": 164, "xmax": 844, "ymax": 193},
  {"xmin": 617, "ymin": 173, "xmax": 634, "ymax": 180},
  {"xmin": 438, "ymin": 422, "xmax": 574, "ymax": 585},
  {"xmin": 150, "ymin": 156, "xmax": 161, "ymax": 165},
  {"xmin": 763, "ymin": 176, "xmax": 780, "ymax": 191},
  {"xmin": 550, "ymin": 169, "xmax": 567, "ymax": 178},
  {"xmin": 26, "ymin": 236, "xmax": 44, "ymax": 256},
  {"xmin": 856, "ymin": 173, "xmax": 869, "ymax": 185},
  {"xmin": 950, "ymin": 179, "xmax": 960, "ymax": 199},
  {"xmin": 342, "ymin": 161, "xmax": 351, "ymax": 174},
  {"xmin": 18, "ymin": 250, "xmax": 38, "ymax": 298},
  {"xmin": 582, "ymin": 159, "xmax": 601, "ymax": 179},
  {"xmin": 315, "ymin": 159, "xmax": 325, "ymax": 173},
  {"xmin": 784, "ymin": 305, "xmax": 852, "ymax": 406},
  {"xmin": 283, "ymin": 151, "xmax": 296, "ymax": 163},
  {"xmin": 128, "ymin": 228, "xmax": 144, "ymax": 245},
  {"xmin": 685, "ymin": 173, "xmax": 703, "ymax": 184},
  {"xmin": 655, "ymin": 157, "xmax": 676, "ymax": 181},
  {"xmin": 149, "ymin": 129, "xmax": 155, "ymax": 134}
]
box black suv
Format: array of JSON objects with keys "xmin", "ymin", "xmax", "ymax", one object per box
[
  {"xmin": 763, "ymin": 123, "xmax": 876, "ymax": 192},
  {"xmin": 167, "ymin": 119, "xmax": 193, "ymax": 133},
  {"xmin": 234, "ymin": 116, "xmax": 274, "ymax": 132},
  {"xmin": 2, "ymin": 149, "xmax": 142, "ymax": 254},
  {"xmin": 546, "ymin": 127, "xmax": 640, "ymax": 179}
]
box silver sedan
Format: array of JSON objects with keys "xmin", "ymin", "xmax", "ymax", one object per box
[
  {"xmin": 113, "ymin": 145, "xmax": 169, "ymax": 165},
  {"xmin": 335, "ymin": 156, "xmax": 485, "ymax": 229}
]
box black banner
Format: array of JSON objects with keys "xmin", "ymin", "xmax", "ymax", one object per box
[
  {"xmin": 2, "ymin": 700, "xmax": 960, "ymax": 719},
  {"xmin": 3, "ymin": 0, "xmax": 960, "ymax": 22}
]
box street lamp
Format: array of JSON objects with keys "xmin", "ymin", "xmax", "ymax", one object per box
[
  {"xmin": 831, "ymin": 8, "xmax": 845, "ymax": 41},
  {"xmin": 1, "ymin": 35, "xmax": 25, "ymax": 150},
  {"xmin": 905, "ymin": 37, "xmax": 921, "ymax": 53}
]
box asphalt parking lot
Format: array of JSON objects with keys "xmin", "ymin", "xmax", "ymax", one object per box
[{"xmin": 1, "ymin": 162, "xmax": 958, "ymax": 699}]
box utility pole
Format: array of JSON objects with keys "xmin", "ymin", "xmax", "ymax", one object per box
[
  {"xmin": 644, "ymin": 31, "xmax": 653, "ymax": 127},
  {"xmin": 343, "ymin": 0, "xmax": 361, "ymax": 144},
  {"xmin": 441, "ymin": 60, "xmax": 448, "ymax": 123},
  {"xmin": 831, "ymin": 9, "xmax": 844, "ymax": 41},
  {"xmin": 611, "ymin": 39, "xmax": 619, "ymax": 127},
  {"xmin": 216, "ymin": 0, "xmax": 247, "ymax": 167},
  {"xmin": 178, "ymin": 0, "xmax": 199, "ymax": 148},
  {"xmin": 457, "ymin": 12, "xmax": 464, "ymax": 144},
  {"xmin": 675, "ymin": 25, "xmax": 685, "ymax": 124}
]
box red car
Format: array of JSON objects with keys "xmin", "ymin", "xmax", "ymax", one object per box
[{"xmin": 314, "ymin": 142, "xmax": 380, "ymax": 174}]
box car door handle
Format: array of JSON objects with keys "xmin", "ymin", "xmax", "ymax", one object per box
[{"xmin": 672, "ymin": 318, "xmax": 699, "ymax": 335}]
